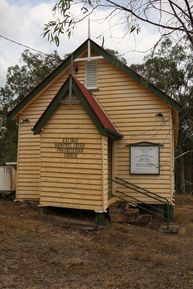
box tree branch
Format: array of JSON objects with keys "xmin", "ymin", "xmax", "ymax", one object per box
[
  {"xmin": 184, "ymin": 0, "xmax": 193, "ymax": 28},
  {"xmin": 106, "ymin": 0, "xmax": 193, "ymax": 33},
  {"xmin": 169, "ymin": 1, "xmax": 193, "ymax": 47}
]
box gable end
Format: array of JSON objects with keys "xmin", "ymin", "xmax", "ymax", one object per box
[
  {"xmin": 32, "ymin": 76, "xmax": 123, "ymax": 140},
  {"xmin": 8, "ymin": 38, "xmax": 181, "ymax": 120}
]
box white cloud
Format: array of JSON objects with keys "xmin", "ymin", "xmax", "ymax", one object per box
[
  {"xmin": 0, "ymin": 0, "xmax": 55, "ymax": 86},
  {"xmin": 0, "ymin": 0, "xmax": 161, "ymax": 87}
]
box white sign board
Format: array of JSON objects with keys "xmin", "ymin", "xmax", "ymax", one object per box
[{"xmin": 130, "ymin": 145, "xmax": 159, "ymax": 174}]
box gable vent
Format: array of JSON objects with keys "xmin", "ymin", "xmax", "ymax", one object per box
[{"xmin": 85, "ymin": 61, "xmax": 97, "ymax": 89}]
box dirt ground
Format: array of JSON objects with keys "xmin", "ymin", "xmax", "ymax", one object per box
[{"xmin": 0, "ymin": 195, "xmax": 193, "ymax": 289}]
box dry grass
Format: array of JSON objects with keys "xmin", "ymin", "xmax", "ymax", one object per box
[
  {"xmin": 0, "ymin": 195, "xmax": 193, "ymax": 289},
  {"xmin": 174, "ymin": 194, "xmax": 193, "ymax": 239}
]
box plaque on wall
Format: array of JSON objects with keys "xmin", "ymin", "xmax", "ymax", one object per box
[
  {"xmin": 55, "ymin": 138, "xmax": 85, "ymax": 158},
  {"xmin": 130, "ymin": 142, "xmax": 160, "ymax": 175}
]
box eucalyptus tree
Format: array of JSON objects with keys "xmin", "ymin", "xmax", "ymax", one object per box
[
  {"xmin": 44, "ymin": 1, "xmax": 193, "ymax": 48},
  {"xmin": 131, "ymin": 38, "xmax": 193, "ymax": 194},
  {"xmin": 0, "ymin": 50, "xmax": 62, "ymax": 164}
]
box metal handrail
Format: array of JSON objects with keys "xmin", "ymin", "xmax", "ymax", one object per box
[
  {"xmin": 110, "ymin": 177, "xmax": 170, "ymax": 229},
  {"xmin": 113, "ymin": 190, "xmax": 168, "ymax": 222},
  {"xmin": 115, "ymin": 177, "xmax": 170, "ymax": 205}
]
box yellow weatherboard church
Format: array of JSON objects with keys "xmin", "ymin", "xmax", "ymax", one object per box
[{"xmin": 8, "ymin": 39, "xmax": 181, "ymax": 219}]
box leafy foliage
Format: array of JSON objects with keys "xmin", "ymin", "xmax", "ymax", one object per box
[
  {"xmin": 106, "ymin": 48, "xmax": 127, "ymax": 65},
  {"xmin": 0, "ymin": 50, "xmax": 62, "ymax": 165},
  {"xmin": 43, "ymin": 0, "xmax": 75, "ymax": 45},
  {"xmin": 44, "ymin": 1, "xmax": 193, "ymax": 48},
  {"xmin": 0, "ymin": 46, "xmax": 125, "ymax": 165},
  {"xmin": 131, "ymin": 38, "xmax": 193, "ymax": 143},
  {"xmin": 131, "ymin": 37, "xmax": 193, "ymax": 193}
]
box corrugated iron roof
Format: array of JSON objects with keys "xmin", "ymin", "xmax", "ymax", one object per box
[{"xmin": 72, "ymin": 76, "xmax": 117, "ymax": 132}]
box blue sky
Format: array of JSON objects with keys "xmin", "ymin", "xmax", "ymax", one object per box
[{"xmin": 0, "ymin": 0, "xmax": 160, "ymax": 86}]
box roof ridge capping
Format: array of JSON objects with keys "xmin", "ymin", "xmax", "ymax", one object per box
[{"xmin": 8, "ymin": 38, "xmax": 182, "ymax": 120}]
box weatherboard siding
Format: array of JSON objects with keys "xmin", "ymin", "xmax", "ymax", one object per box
[
  {"xmin": 102, "ymin": 135, "xmax": 108, "ymax": 211},
  {"xmin": 74, "ymin": 58, "xmax": 175, "ymax": 203},
  {"xmin": 39, "ymin": 103, "xmax": 107, "ymax": 211},
  {"xmin": 16, "ymin": 114, "xmax": 40, "ymax": 200},
  {"xmin": 16, "ymin": 52, "xmax": 176, "ymax": 206},
  {"xmin": 16, "ymin": 70, "xmax": 69, "ymax": 200},
  {"xmin": 95, "ymin": 59, "xmax": 174, "ymax": 203}
]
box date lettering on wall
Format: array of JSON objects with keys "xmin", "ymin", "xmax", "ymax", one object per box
[{"xmin": 55, "ymin": 138, "xmax": 85, "ymax": 158}]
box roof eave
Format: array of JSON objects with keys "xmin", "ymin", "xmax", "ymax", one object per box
[
  {"xmin": 90, "ymin": 41, "xmax": 182, "ymax": 112},
  {"xmin": 8, "ymin": 39, "xmax": 89, "ymax": 120},
  {"xmin": 32, "ymin": 76, "xmax": 121, "ymax": 140},
  {"xmin": 104, "ymin": 128, "xmax": 123, "ymax": 140},
  {"xmin": 8, "ymin": 37, "xmax": 181, "ymax": 121},
  {"xmin": 32, "ymin": 80, "xmax": 69, "ymax": 134}
]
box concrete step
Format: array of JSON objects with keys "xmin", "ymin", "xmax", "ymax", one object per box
[{"xmin": 160, "ymin": 223, "xmax": 180, "ymax": 234}]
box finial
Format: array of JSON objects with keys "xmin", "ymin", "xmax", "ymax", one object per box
[{"xmin": 88, "ymin": 17, "xmax": 91, "ymax": 39}]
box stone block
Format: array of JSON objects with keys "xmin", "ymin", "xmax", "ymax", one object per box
[
  {"xmin": 109, "ymin": 213, "xmax": 132, "ymax": 223},
  {"xmin": 123, "ymin": 208, "xmax": 139, "ymax": 223},
  {"xmin": 109, "ymin": 201, "xmax": 128, "ymax": 214},
  {"xmin": 135, "ymin": 214, "xmax": 152, "ymax": 225}
]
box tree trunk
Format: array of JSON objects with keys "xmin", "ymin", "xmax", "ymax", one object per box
[{"xmin": 190, "ymin": 152, "xmax": 193, "ymax": 195}]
